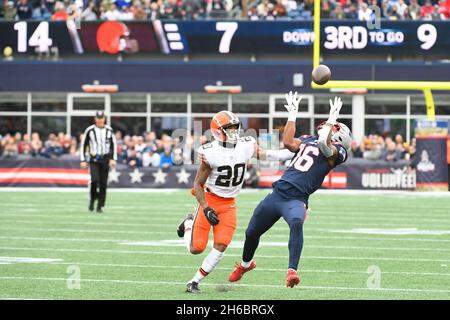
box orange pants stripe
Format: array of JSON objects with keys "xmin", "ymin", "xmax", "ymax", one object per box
[{"xmin": 191, "ymin": 192, "xmax": 237, "ymax": 253}]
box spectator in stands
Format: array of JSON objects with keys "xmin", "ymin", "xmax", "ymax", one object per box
[
  {"xmin": 384, "ymin": 139, "xmax": 402, "ymax": 161},
  {"xmin": 420, "ymin": 0, "xmax": 435, "ymax": 19},
  {"xmin": 82, "ymin": 0, "xmax": 98, "ymax": 20},
  {"xmin": 344, "ymin": 2, "xmax": 358, "ymax": 18},
  {"xmin": 320, "ymin": 0, "xmax": 332, "ymax": 19},
  {"xmin": 69, "ymin": 136, "xmax": 78, "ymax": 155},
  {"xmin": 272, "ymin": 0, "xmax": 287, "ymax": 17},
  {"xmin": 30, "ymin": 132, "xmax": 43, "ymax": 156},
  {"xmin": 41, "ymin": 132, "xmax": 64, "ymax": 158},
  {"xmin": 120, "ymin": 3, "xmax": 135, "ymax": 19},
  {"xmin": 16, "ymin": 0, "xmax": 33, "ymax": 19},
  {"xmin": 362, "ymin": 135, "xmax": 384, "ymax": 160},
  {"xmin": 330, "ymin": 2, "xmax": 344, "ymax": 19},
  {"xmin": 124, "ymin": 135, "xmax": 142, "ymax": 167},
  {"xmin": 408, "ymin": 137, "xmax": 416, "ymax": 161},
  {"xmin": 395, "ymin": 0, "xmax": 408, "ymax": 17},
  {"xmin": 159, "ymin": 144, "xmax": 173, "ymax": 168},
  {"xmin": 350, "ymin": 140, "xmax": 363, "ymax": 158},
  {"xmin": 408, "ymin": 0, "xmax": 421, "ymax": 19},
  {"xmin": 163, "ymin": 0, "xmax": 182, "ymax": 19},
  {"xmin": 181, "ymin": 0, "xmax": 201, "ymax": 20},
  {"xmin": 3, "ymin": 135, "xmax": 18, "ymax": 157},
  {"xmin": 3, "ymin": 1, "xmax": 17, "ymax": 20},
  {"xmin": 18, "ymin": 133, "xmax": 30, "ymax": 155},
  {"xmin": 132, "ymin": 0, "xmax": 148, "ymax": 20},
  {"xmin": 438, "ymin": 0, "xmax": 450, "ymax": 19},
  {"xmin": 51, "ymin": 1, "xmax": 68, "ymax": 20},
  {"xmin": 256, "ymin": 0, "xmax": 270, "ymax": 18},
  {"xmin": 104, "ymin": 2, "xmax": 121, "ymax": 20},
  {"xmin": 358, "ymin": 2, "xmax": 373, "ymax": 21},
  {"xmin": 388, "ymin": 2, "xmax": 402, "ymax": 19},
  {"xmin": 142, "ymin": 145, "xmax": 161, "ymax": 167}
]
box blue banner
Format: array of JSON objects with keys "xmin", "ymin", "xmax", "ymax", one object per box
[
  {"xmin": 415, "ymin": 121, "xmax": 449, "ymax": 191},
  {"xmin": 0, "ymin": 20, "xmax": 449, "ymax": 56}
]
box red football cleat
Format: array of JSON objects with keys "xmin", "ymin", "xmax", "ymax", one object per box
[
  {"xmin": 228, "ymin": 261, "xmax": 256, "ymax": 282},
  {"xmin": 286, "ymin": 269, "xmax": 301, "ymax": 288}
]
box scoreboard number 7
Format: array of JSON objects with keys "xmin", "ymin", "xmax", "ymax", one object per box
[
  {"xmin": 216, "ymin": 22, "xmax": 238, "ymax": 54},
  {"xmin": 14, "ymin": 21, "xmax": 53, "ymax": 53}
]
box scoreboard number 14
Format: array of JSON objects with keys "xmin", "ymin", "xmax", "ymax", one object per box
[{"xmin": 14, "ymin": 21, "xmax": 53, "ymax": 53}]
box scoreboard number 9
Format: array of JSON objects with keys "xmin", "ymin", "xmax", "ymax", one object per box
[
  {"xmin": 14, "ymin": 21, "xmax": 53, "ymax": 53},
  {"xmin": 417, "ymin": 23, "xmax": 437, "ymax": 50}
]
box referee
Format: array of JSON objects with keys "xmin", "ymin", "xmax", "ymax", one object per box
[{"xmin": 80, "ymin": 111, "xmax": 117, "ymax": 213}]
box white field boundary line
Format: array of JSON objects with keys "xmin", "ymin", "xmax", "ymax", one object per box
[
  {"xmin": 1, "ymin": 228, "xmax": 450, "ymax": 243},
  {"xmin": 1, "ymin": 234, "xmax": 450, "ymax": 245},
  {"xmin": 2, "ymin": 202, "xmax": 450, "ymax": 212},
  {"xmin": 0, "ymin": 225, "xmax": 449, "ymax": 238},
  {"xmin": 2, "ymin": 213, "xmax": 450, "ymax": 225},
  {"xmin": 0, "ymin": 298, "xmax": 52, "ymax": 300},
  {"xmin": 0, "ymin": 208, "xmax": 450, "ymax": 223},
  {"xmin": 0, "ymin": 236, "xmax": 449, "ymax": 252},
  {"xmin": 0, "ymin": 276, "xmax": 449, "ymax": 294},
  {"xmin": 45, "ymin": 261, "xmax": 450, "ymax": 277},
  {"xmin": 0, "ymin": 246, "xmax": 449, "ymax": 262},
  {"xmin": 0, "ymin": 187, "xmax": 450, "ymax": 197},
  {"xmin": 2, "ymin": 219, "xmax": 450, "ymax": 231}
]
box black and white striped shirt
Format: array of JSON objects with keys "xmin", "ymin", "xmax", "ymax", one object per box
[{"xmin": 80, "ymin": 124, "xmax": 117, "ymax": 162}]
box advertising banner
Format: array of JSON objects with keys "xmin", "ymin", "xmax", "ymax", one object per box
[
  {"xmin": 415, "ymin": 120, "xmax": 449, "ymax": 191},
  {"xmin": 0, "ymin": 157, "xmax": 420, "ymax": 190}
]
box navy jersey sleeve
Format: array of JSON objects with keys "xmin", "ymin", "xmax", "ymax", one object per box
[
  {"xmin": 334, "ymin": 145, "xmax": 348, "ymax": 166},
  {"xmin": 298, "ymin": 135, "xmax": 313, "ymax": 143}
]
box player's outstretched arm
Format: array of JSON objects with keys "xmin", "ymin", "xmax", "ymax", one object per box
[
  {"xmin": 283, "ymin": 91, "xmax": 303, "ymax": 153},
  {"xmin": 256, "ymin": 145, "xmax": 295, "ymax": 161},
  {"xmin": 318, "ymin": 96, "xmax": 342, "ymax": 160},
  {"xmin": 193, "ymin": 161, "xmax": 212, "ymax": 210},
  {"xmin": 193, "ymin": 160, "xmax": 220, "ymax": 226}
]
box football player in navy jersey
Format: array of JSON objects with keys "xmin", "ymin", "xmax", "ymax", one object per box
[{"xmin": 228, "ymin": 91, "xmax": 352, "ymax": 288}]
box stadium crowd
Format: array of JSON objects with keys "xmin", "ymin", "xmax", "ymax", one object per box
[
  {"xmin": 0, "ymin": 0, "xmax": 449, "ymax": 21},
  {"xmin": 0, "ymin": 130, "xmax": 416, "ymax": 165}
]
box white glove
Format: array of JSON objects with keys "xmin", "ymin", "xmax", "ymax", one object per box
[
  {"xmin": 327, "ymin": 96, "xmax": 343, "ymax": 125},
  {"xmin": 284, "ymin": 91, "xmax": 303, "ymax": 122}
]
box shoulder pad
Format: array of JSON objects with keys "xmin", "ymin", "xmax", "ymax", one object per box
[{"xmin": 240, "ymin": 136, "xmax": 256, "ymax": 143}]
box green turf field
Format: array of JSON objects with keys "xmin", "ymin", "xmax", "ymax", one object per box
[{"xmin": 0, "ymin": 189, "xmax": 449, "ymax": 300}]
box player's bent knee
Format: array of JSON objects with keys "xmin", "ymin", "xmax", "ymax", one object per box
[
  {"xmin": 189, "ymin": 246, "xmax": 205, "ymax": 255},
  {"xmin": 288, "ymin": 217, "xmax": 304, "ymax": 229},
  {"xmin": 190, "ymin": 242, "xmax": 207, "ymax": 254},
  {"xmin": 213, "ymin": 243, "xmax": 228, "ymax": 252}
]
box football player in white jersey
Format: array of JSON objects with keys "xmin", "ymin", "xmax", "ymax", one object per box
[{"xmin": 176, "ymin": 110, "xmax": 257, "ymax": 293}]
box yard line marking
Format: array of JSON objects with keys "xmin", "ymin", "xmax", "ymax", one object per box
[
  {"xmin": 0, "ymin": 297, "xmax": 52, "ymax": 300},
  {"xmin": 2, "ymin": 236, "xmax": 450, "ymax": 250},
  {"xmin": 41, "ymin": 261, "xmax": 450, "ymax": 277},
  {"xmin": 4, "ymin": 220, "xmax": 450, "ymax": 234},
  {"xmin": 119, "ymin": 239, "xmax": 450, "ymax": 252},
  {"xmin": 0, "ymin": 257, "xmax": 63, "ymax": 265},
  {"xmin": 2, "ymin": 213, "xmax": 450, "ymax": 225},
  {"xmin": 1, "ymin": 235, "xmax": 450, "ymax": 252},
  {"xmin": 326, "ymin": 228, "xmax": 450, "ymax": 236},
  {"xmin": 1, "ymin": 232, "xmax": 450, "ymax": 245},
  {"xmin": 0, "ymin": 276, "xmax": 449, "ymax": 294},
  {"xmin": 0, "ymin": 246, "xmax": 449, "ymax": 262},
  {"xmin": 2, "ymin": 224, "xmax": 450, "ymax": 239}
]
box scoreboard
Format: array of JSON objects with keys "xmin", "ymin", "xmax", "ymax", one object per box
[{"xmin": 0, "ymin": 20, "xmax": 448, "ymax": 56}]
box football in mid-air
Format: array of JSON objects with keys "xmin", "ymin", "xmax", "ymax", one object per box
[{"xmin": 312, "ymin": 64, "xmax": 331, "ymax": 85}]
